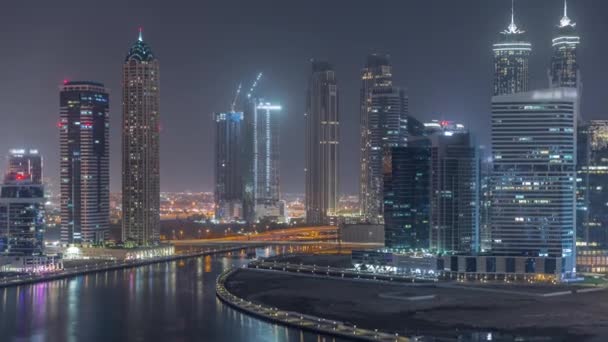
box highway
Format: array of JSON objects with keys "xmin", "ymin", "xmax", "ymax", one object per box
[{"xmin": 171, "ymin": 226, "xmax": 338, "ymax": 244}]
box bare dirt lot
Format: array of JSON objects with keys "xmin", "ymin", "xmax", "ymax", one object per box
[{"xmin": 226, "ymin": 268, "xmax": 608, "ymax": 341}]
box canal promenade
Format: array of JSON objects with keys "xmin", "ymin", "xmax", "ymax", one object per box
[
  {"xmin": 216, "ymin": 266, "xmax": 409, "ymax": 342},
  {"xmin": 0, "ymin": 245, "xmax": 250, "ymax": 288}
]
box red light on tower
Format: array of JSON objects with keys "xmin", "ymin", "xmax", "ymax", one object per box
[
  {"xmin": 14, "ymin": 173, "xmax": 27, "ymax": 181},
  {"xmin": 63, "ymin": 79, "xmax": 69, "ymax": 85}
]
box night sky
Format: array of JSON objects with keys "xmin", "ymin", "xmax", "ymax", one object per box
[{"xmin": 0, "ymin": 0, "xmax": 606, "ymax": 194}]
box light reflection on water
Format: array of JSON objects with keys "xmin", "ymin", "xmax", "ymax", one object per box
[{"xmin": 0, "ymin": 251, "xmax": 343, "ymax": 342}]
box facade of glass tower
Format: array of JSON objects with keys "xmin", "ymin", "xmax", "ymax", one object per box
[
  {"xmin": 59, "ymin": 81, "xmax": 110, "ymax": 244},
  {"xmin": 550, "ymin": 1, "xmax": 580, "ymax": 89},
  {"xmin": 426, "ymin": 133, "xmax": 479, "ymax": 254},
  {"xmin": 491, "ymin": 88, "xmax": 578, "ymax": 276},
  {"xmin": 0, "ymin": 180, "xmax": 45, "ymax": 256},
  {"xmin": 383, "ymin": 146, "xmax": 431, "ymax": 250},
  {"xmin": 492, "ymin": 5, "xmax": 531, "ymax": 96},
  {"xmin": 359, "ymin": 54, "xmax": 392, "ymax": 221},
  {"xmin": 214, "ymin": 111, "xmax": 244, "ymax": 222},
  {"xmin": 122, "ymin": 30, "xmax": 160, "ymax": 246},
  {"xmin": 364, "ymin": 87, "xmax": 408, "ymax": 222},
  {"xmin": 252, "ymin": 101, "xmax": 282, "ymax": 222},
  {"xmin": 305, "ymin": 60, "xmax": 339, "ymax": 225},
  {"xmin": 577, "ymin": 120, "xmax": 608, "ymax": 246}
]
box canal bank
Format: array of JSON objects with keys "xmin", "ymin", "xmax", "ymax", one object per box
[
  {"xmin": 217, "ymin": 267, "xmax": 408, "ymax": 342},
  {"xmin": 1, "ymin": 252, "xmax": 340, "ymax": 341},
  {"xmin": 0, "ymin": 245, "xmax": 249, "ymax": 289}
]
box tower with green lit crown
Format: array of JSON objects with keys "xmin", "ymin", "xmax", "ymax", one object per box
[
  {"xmin": 550, "ymin": 0, "xmax": 580, "ymax": 89},
  {"xmin": 121, "ymin": 29, "xmax": 160, "ymax": 246}
]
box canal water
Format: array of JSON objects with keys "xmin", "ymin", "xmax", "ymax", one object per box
[{"xmin": 0, "ymin": 250, "xmax": 346, "ymax": 342}]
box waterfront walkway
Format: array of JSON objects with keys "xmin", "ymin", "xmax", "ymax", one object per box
[
  {"xmin": 249, "ymin": 259, "xmax": 436, "ymax": 284},
  {"xmin": 0, "ymin": 245, "xmax": 248, "ymax": 288},
  {"xmin": 216, "ymin": 267, "xmax": 409, "ymax": 342}
]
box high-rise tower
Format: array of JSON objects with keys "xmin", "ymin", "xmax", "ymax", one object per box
[
  {"xmin": 306, "ymin": 60, "xmax": 339, "ymax": 225},
  {"xmin": 214, "ymin": 111, "xmax": 244, "ymax": 222},
  {"xmin": 0, "ymin": 179, "xmax": 45, "ymax": 256},
  {"xmin": 252, "ymin": 101, "xmax": 282, "ymax": 222},
  {"xmin": 550, "ymin": 0, "xmax": 580, "ymax": 89},
  {"xmin": 493, "ymin": 0, "xmax": 531, "ymax": 96},
  {"xmin": 365, "ymin": 86, "xmax": 408, "ymax": 221},
  {"xmin": 122, "ymin": 29, "xmax": 160, "ymax": 246},
  {"xmin": 59, "ymin": 81, "xmax": 110, "ymax": 244},
  {"xmin": 240, "ymin": 97, "xmax": 283, "ymax": 223},
  {"xmin": 359, "ymin": 54, "xmax": 392, "ymax": 220},
  {"xmin": 491, "ymin": 88, "xmax": 578, "ymax": 277}
]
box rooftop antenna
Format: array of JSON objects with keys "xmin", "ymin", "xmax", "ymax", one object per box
[{"xmin": 560, "ymin": 0, "xmax": 574, "ymax": 27}]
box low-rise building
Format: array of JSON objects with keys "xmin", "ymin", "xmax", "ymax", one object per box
[
  {"xmin": 352, "ymin": 250, "xmax": 565, "ymax": 282},
  {"xmin": 64, "ymin": 244, "xmax": 174, "ymax": 261}
]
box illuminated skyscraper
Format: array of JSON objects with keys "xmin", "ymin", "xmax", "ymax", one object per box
[
  {"xmin": 493, "ymin": 1, "xmax": 531, "ymax": 96},
  {"xmin": 240, "ymin": 97, "xmax": 283, "ymax": 223},
  {"xmin": 0, "ymin": 179, "xmax": 45, "ymax": 256},
  {"xmin": 383, "ymin": 146, "xmax": 430, "ymax": 250},
  {"xmin": 365, "ymin": 86, "xmax": 408, "ymax": 222},
  {"xmin": 5, "ymin": 149, "xmax": 42, "ymax": 184},
  {"xmin": 252, "ymin": 101, "xmax": 282, "ymax": 222},
  {"xmin": 359, "ymin": 54, "xmax": 392, "ymax": 220},
  {"xmin": 59, "ymin": 81, "xmax": 110, "ymax": 244},
  {"xmin": 491, "ymin": 88, "xmax": 578, "ymax": 277},
  {"xmin": 427, "ymin": 132, "xmax": 479, "ymax": 253},
  {"xmin": 122, "ymin": 29, "xmax": 160, "ymax": 246},
  {"xmin": 550, "ymin": 0, "xmax": 580, "ymax": 89},
  {"xmin": 214, "ymin": 111, "xmax": 244, "ymax": 221},
  {"xmin": 306, "ymin": 60, "xmax": 339, "ymax": 225},
  {"xmin": 577, "ymin": 120, "xmax": 608, "ymax": 246}
]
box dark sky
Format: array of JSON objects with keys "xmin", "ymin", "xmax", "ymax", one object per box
[{"xmin": 0, "ymin": 0, "xmax": 606, "ymax": 194}]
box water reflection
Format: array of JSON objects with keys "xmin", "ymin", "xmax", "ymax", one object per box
[{"xmin": 0, "ymin": 252, "xmax": 345, "ymax": 342}]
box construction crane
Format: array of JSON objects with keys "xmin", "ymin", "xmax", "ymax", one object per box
[
  {"xmin": 246, "ymin": 72, "xmax": 263, "ymax": 99},
  {"xmin": 230, "ymin": 83, "xmax": 242, "ymax": 112}
]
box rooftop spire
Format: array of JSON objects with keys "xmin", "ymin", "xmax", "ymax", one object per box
[
  {"xmin": 503, "ymin": 0, "xmax": 524, "ymax": 34},
  {"xmin": 510, "ymin": 0, "xmax": 515, "ymax": 28},
  {"xmin": 559, "ymin": 0, "xmax": 575, "ymax": 27},
  {"xmin": 138, "ymin": 27, "xmax": 143, "ymax": 42}
]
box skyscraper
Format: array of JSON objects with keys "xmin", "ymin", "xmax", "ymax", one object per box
[
  {"xmin": 577, "ymin": 120, "xmax": 608, "ymax": 246},
  {"xmin": 549, "ymin": 0, "xmax": 580, "ymax": 89},
  {"xmin": 383, "ymin": 146, "xmax": 431, "ymax": 250},
  {"xmin": 479, "ymin": 152, "xmax": 493, "ymax": 253},
  {"xmin": 5, "ymin": 149, "xmax": 42, "ymax": 184},
  {"xmin": 426, "ymin": 133, "xmax": 479, "ymax": 253},
  {"xmin": 359, "ymin": 54, "xmax": 392, "ymax": 220},
  {"xmin": 0, "ymin": 179, "xmax": 45, "ymax": 256},
  {"xmin": 122, "ymin": 29, "xmax": 160, "ymax": 246},
  {"xmin": 214, "ymin": 111, "xmax": 244, "ymax": 222},
  {"xmin": 59, "ymin": 81, "xmax": 110, "ymax": 244},
  {"xmin": 493, "ymin": 1, "xmax": 531, "ymax": 96},
  {"xmin": 364, "ymin": 86, "xmax": 408, "ymax": 222},
  {"xmin": 491, "ymin": 88, "xmax": 578, "ymax": 277},
  {"xmin": 252, "ymin": 101, "xmax": 282, "ymax": 222},
  {"xmin": 306, "ymin": 60, "xmax": 339, "ymax": 225}
]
